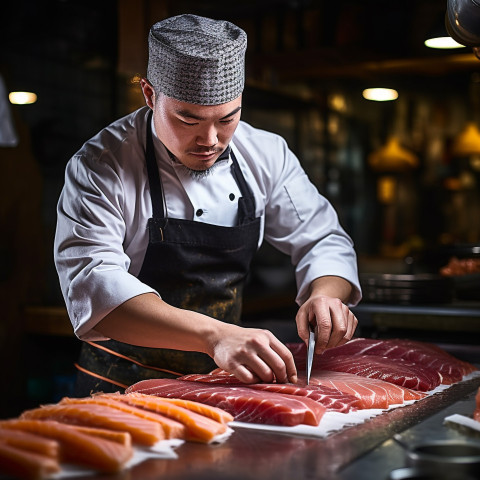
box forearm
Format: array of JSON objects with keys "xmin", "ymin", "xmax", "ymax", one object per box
[
  {"xmin": 308, "ymin": 275, "xmax": 353, "ymax": 303},
  {"xmin": 94, "ymin": 292, "xmax": 226, "ymax": 356}
]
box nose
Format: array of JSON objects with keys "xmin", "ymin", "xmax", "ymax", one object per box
[{"xmin": 196, "ymin": 124, "xmax": 218, "ymax": 147}]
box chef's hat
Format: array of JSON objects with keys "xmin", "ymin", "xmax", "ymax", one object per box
[{"xmin": 147, "ymin": 14, "xmax": 247, "ymax": 106}]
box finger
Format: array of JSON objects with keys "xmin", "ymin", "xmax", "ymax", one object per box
[
  {"xmin": 342, "ymin": 310, "xmax": 358, "ymax": 344},
  {"xmin": 295, "ymin": 308, "xmax": 310, "ymax": 344},
  {"xmin": 313, "ymin": 302, "xmax": 333, "ymax": 353},
  {"xmin": 270, "ymin": 341, "xmax": 298, "ymax": 384},
  {"xmin": 232, "ymin": 365, "xmax": 261, "ymax": 384},
  {"xmin": 324, "ymin": 301, "xmax": 349, "ymax": 350}
]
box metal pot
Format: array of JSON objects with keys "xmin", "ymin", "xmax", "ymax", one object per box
[{"xmin": 405, "ymin": 440, "xmax": 480, "ymax": 478}]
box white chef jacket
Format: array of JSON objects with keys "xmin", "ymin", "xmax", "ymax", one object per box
[{"xmin": 54, "ymin": 106, "xmax": 362, "ymax": 340}]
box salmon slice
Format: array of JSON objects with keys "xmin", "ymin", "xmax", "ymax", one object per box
[
  {"xmin": 0, "ymin": 419, "xmax": 133, "ymax": 473},
  {"xmin": 0, "ymin": 441, "xmax": 60, "ymax": 480},
  {"xmin": 0, "ymin": 427, "xmax": 59, "ymax": 458},
  {"xmin": 306, "ymin": 370, "xmax": 425, "ymax": 409},
  {"xmin": 116, "ymin": 392, "xmax": 229, "ymax": 443},
  {"xmin": 125, "ymin": 380, "xmax": 234, "ymax": 424},
  {"xmin": 20, "ymin": 403, "xmax": 163, "ymax": 446},
  {"xmin": 153, "ymin": 397, "xmax": 234, "ymax": 424},
  {"xmin": 60, "ymin": 396, "xmax": 186, "ymax": 440},
  {"xmin": 67, "ymin": 425, "xmax": 132, "ymax": 447}
]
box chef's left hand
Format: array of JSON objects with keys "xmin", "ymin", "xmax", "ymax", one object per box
[{"xmin": 296, "ymin": 276, "xmax": 358, "ymax": 354}]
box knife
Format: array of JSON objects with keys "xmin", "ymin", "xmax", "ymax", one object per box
[{"xmin": 306, "ymin": 325, "xmax": 315, "ymax": 385}]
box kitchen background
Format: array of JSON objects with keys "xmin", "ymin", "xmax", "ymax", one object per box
[{"xmin": 1, "ymin": 0, "xmax": 480, "ymax": 417}]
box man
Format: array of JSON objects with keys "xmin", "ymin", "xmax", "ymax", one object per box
[{"xmin": 54, "ymin": 14, "xmax": 362, "ymax": 396}]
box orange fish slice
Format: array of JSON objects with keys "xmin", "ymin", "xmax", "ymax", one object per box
[
  {"xmin": 1, "ymin": 419, "xmax": 133, "ymax": 473},
  {"xmin": 0, "ymin": 426, "xmax": 59, "ymax": 458},
  {"xmin": 67, "ymin": 425, "xmax": 132, "ymax": 447},
  {"xmin": 0, "ymin": 441, "xmax": 60, "ymax": 480},
  {"xmin": 118, "ymin": 393, "xmax": 229, "ymax": 443},
  {"xmin": 60, "ymin": 396, "xmax": 186, "ymax": 440},
  {"xmin": 151, "ymin": 396, "xmax": 234, "ymax": 424},
  {"xmin": 20, "ymin": 403, "xmax": 163, "ymax": 446}
]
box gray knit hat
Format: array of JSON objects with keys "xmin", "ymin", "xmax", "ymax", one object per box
[{"xmin": 147, "ymin": 14, "xmax": 247, "ymax": 105}]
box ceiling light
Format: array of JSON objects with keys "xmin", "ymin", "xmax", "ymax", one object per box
[
  {"xmin": 362, "ymin": 88, "xmax": 398, "ymax": 102},
  {"xmin": 452, "ymin": 122, "xmax": 480, "ymax": 156},
  {"xmin": 368, "ymin": 136, "xmax": 418, "ymax": 172},
  {"xmin": 424, "ymin": 36, "xmax": 465, "ymax": 49},
  {"xmin": 9, "ymin": 91, "xmax": 37, "ymax": 105}
]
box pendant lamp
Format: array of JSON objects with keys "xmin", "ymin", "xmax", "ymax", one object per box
[
  {"xmin": 451, "ymin": 121, "xmax": 480, "ymax": 156},
  {"xmin": 368, "ymin": 136, "xmax": 419, "ymax": 172}
]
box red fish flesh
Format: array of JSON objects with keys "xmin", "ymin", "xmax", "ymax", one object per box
[
  {"xmin": 126, "ymin": 378, "xmax": 325, "ymax": 427},
  {"xmin": 288, "ymin": 338, "xmax": 477, "ymax": 385},
  {"xmin": 312, "ymin": 354, "xmax": 442, "ymax": 391},
  {"xmin": 305, "ymin": 370, "xmax": 426, "ymax": 409},
  {"xmin": 178, "ymin": 373, "xmax": 361, "ymax": 413}
]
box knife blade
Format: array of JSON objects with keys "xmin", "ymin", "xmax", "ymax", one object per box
[{"xmin": 306, "ymin": 325, "xmax": 315, "ymax": 385}]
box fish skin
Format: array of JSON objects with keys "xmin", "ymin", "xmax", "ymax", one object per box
[
  {"xmin": 0, "ymin": 419, "xmax": 133, "ymax": 473},
  {"xmin": 126, "ymin": 378, "xmax": 325, "ymax": 427},
  {"xmin": 19, "ymin": 403, "xmax": 164, "ymax": 446},
  {"xmin": 178, "ymin": 373, "xmax": 361, "ymax": 413}
]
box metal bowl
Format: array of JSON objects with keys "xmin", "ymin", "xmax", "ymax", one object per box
[
  {"xmin": 388, "ymin": 466, "xmax": 476, "ymax": 480},
  {"xmin": 405, "ymin": 440, "xmax": 480, "ymax": 477}
]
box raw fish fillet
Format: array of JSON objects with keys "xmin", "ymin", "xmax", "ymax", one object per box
[
  {"xmin": 152, "ymin": 397, "xmax": 234, "ymax": 424},
  {"xmin": 312, "ymin": 354, "xmax": 442, "ymax": 391},
  {"xmin": 0, "ymin": 418, "xmax": 133, "ymax": 473},
  {"xmin": 305, "ymin": 370, "xmax": 426, "ymax": 409},
  {"xmin": 60, "ymin": 395, "xmax": 186, "ymax": 439},
  {"xmin": 178, "ymin": 373, "xmax": 361, "ymax": 413},
  {"xmin": 0, "ymin": 427, "xmax": 59, "ymax": 458},
  {"xmin": 110, "ymin": 393, "xmax": 229, "ymax": 443},
  {"xmin": 19, "ymin": 403, "xmax": 164, "ymax": 446},
  {"xmin": 126, "ymin": 378, "xmax": 325, "ymax": 427},
  {"xmin": 0, "ymin": 441, "xmax": 60, "ymax": 480},
  {"xmin": 288, "ymin": 338, "xmax": 477, "ymax": 384},
  {"xmin": 474, "ymin": 387, "xmax": 480, "ymax": 422}
]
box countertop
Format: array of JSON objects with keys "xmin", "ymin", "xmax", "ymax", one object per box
[{"xmin": 45, "ymin": 373, "xmax": 480, "ymax": 480}]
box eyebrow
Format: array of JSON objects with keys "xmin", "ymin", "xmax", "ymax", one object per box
[{"xmin": 176, "ymin": 106, "xmax": 242, "ymax": 121}]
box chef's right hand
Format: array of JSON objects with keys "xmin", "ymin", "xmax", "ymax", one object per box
[{"xmin": 209, "ymin": 324, "xmax": 297, "ymax": 384}]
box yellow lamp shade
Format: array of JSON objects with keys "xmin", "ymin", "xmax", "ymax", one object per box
[
  {"xmin": 452, "ymin": 122, "xmax": 480, "ymax": 157},
  {"xmin": 368, "ymin": 136, "xmax": 419, "ymax": 172}
]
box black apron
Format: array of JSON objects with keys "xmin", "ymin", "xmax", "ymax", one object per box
[{"xmin": 74, "ymin": 110, "xmax": 261, "ymax": 396}]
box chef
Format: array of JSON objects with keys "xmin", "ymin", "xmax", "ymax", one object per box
[{"xmin": 54, "ymin": 14, "xmax": 362, "ymax": 396}]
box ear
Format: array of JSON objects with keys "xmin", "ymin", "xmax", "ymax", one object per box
[{"xmin": 140, "ymin": 78, "xmax": 155, "ymax": 109}]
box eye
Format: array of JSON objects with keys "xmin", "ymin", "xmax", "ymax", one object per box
[
  {"xmin": 220, "ymin": 118, "xmax": 234, "ymax": 125},
  {"xmin": 180, "ymin": 120, "xmax": 198, "ymax": 126}
]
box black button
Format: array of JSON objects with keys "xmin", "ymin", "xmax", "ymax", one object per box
[
  {"xmin": 229, "ymin": 193, "xmax": 235, "ymax": 201},
  {"xmin": 196, "ymin": 209, "xmax": 204, "ymax": 217}
]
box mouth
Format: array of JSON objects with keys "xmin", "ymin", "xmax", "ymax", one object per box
[{"xmin": 189, "ymin": 150, "xmax": 221, "ymax": 161}]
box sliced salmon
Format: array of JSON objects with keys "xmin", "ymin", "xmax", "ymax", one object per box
[
  {"xmin": 0, "ymin": 419, "xmax": 133, "ymax": 473},
  {"xmin": 0, "ymin": 426, "xmax": 59, "ymax": 458},
  {"xmin": 115, "ymin": 393, "xmax": 229, "ymax": 443},
  {"xmin": 150, "ymin": 397, "xmax": 234, "ymax": 424},
  {"xmin": 67, "ymin": 424, "xmax": 132, "ymax": 447},
  {"xmin": 60, "ymin": 396, "xmax": 186, "ymax": 440},
  {"xmin": 0, "ymin": 441, "xmax": 60, "ymax": 480},
  {"xmin": 20, "ymin": 403, "xmax": 163, "ymax": 446}
]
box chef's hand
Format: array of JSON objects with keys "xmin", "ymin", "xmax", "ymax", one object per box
[
  {"xmin": 209, "ymin": 324, "xmax": 298, "ymax": 384},
  {"xmin": 296, "ymin": 276, "xmax": 358, "ymax": 354}
]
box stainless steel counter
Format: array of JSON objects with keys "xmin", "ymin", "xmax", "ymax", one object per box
[{"xmin": 63, "ymin": 373, "xmax": 480, "ymax": 480}]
